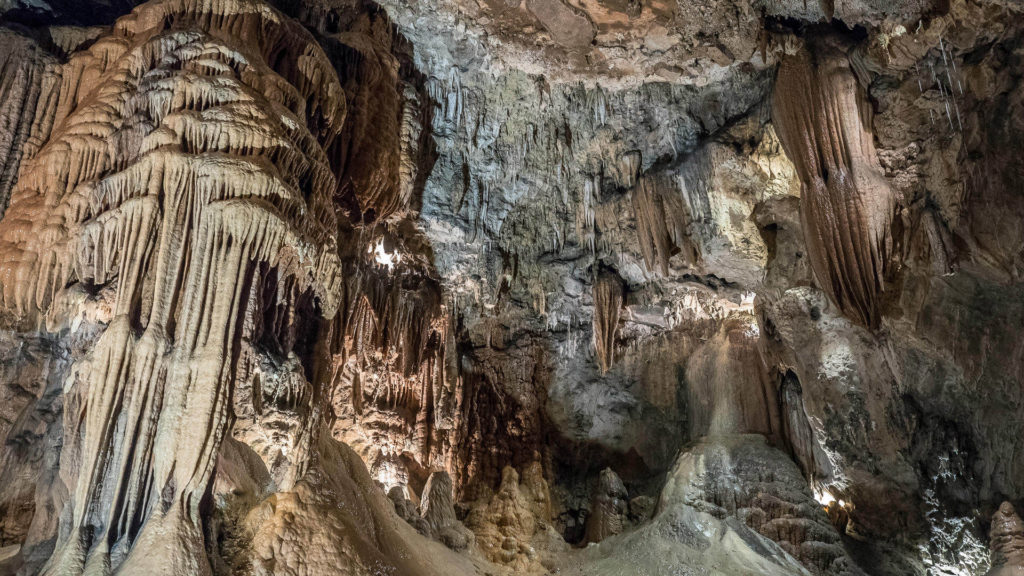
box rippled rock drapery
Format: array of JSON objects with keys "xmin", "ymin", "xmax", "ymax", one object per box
[
  {"xmin": 591, "ymin": 273, "xmax": 622, "ymax": 374},
  {"xmin": 772, "ymin": 40, "xmax": 901, "ymax": 329},
  {"xmin": 0, "ymin": 31, "xmax": 58, "ymax": 218}
]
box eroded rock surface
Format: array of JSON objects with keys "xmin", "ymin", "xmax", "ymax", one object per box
[{"xmin": 1, "ymin": 0, "xmax": 1023, "ymax": 575}]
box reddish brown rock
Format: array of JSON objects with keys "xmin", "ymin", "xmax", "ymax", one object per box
[{"xmin": 772, "ymin": 41, "xmax": 901, "ymax": 329}]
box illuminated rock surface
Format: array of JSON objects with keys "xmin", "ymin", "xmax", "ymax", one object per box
[
  {"xmin": 0, "ymin": 0, "xmax": 1022, "ymax": 575},
  {"xmin": 988, "ymin": 502, "xmax": 1024, "ymax": 576}
]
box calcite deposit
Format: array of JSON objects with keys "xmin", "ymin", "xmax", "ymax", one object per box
[
  {"xmin": 988, "ymin": 502, "xmax": 1024, "ymax": 576},
  {"xmin": 772, "ymin": 39, "xmax": 901, "ymax": 329},
  {"xmin": 0, "ymin": 0, "xmax": 1022, "ymax": 575}
]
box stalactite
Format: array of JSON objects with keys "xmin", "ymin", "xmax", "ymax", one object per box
[
  {"xmin": 329, "ymin": 15, "xmax": 408, "ymax": 222},
  {"xmin": 338, "ymin": 266, "xmax": 444, "ymax": 377},
  {"xmin": 631, "ymin": 172, "xmax": 700, "ymax": 276},
  {"xmin": 576, "ymin": 175, "xmax": 597, "ymax": 257},
  {"xmin": 615, "ymin": 150, "xmax": 640, "ymax": 189},
  {"xmin": 328, "ymin": 259, "xmax": 452, "ymax": 489},
  {"xmin": 592, "ymin": 272, "xmax": 623, "ymax": 373},
  {"xmin": 772, "ymin": 42, "xmax": 901, "ymax": 329},
  {"xmin": 0, "ymin": 33, "xmax": 61, "ymax": 218},
  {"xmin": 447, "ymin": 357, "xmax": 523, "ymax": 499},
  {"xmin": 398, "ymin": 84, "xmax": 425, "ymax": 209}
]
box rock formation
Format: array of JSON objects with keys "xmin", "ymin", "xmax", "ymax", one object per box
[
  {"xmin": 0, "ymin": 0, "xmax": 1023, "ymax": 575},
  {"xmin": 583, "ymin": 467, "xmax": 627, "ymax": 544},
  {"xmin": 0, "ymin": 1, "xmax": 347, "ymax": 573},
  {"xmin": 592, "ymin": 273, "xmax": 622, "ymax": 373},
  {"xmin": 421, "ymin": 470, "xmax": 474, "ymax": 550},
  {"xmin": 463, "ymin": 464, "xmax": 562, "ymax": 571},
  {"xmin": 772, "ymin": 40, "xmax": 901, "ymax": 329},
  {"xmin": 659, "ymin": 435, "xmax": 864, "ymax": 576},
  {"xmin": 987, "ymin": 502, "xmax": 1024, "ymax": 576}
]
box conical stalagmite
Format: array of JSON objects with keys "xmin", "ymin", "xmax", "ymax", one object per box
[
  {"xmin": 988, "ymin": 502, "xmax": 1024, "ymax": 576},
  {"xmin": 584, "ymin": 467, "xmax": 627, "ymax": 544}
]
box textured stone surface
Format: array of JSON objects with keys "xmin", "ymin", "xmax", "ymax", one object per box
[
  {"xmin": 988, "ymin": 502, "xmax": 1024, "ymax": 576},
  {"xmin": 659, "ymin": 435, "xmax": 865, "ymax": 576},
  {"xmin": 1, "ymin": 0, "xmax": 1024, "ymax": 575}
]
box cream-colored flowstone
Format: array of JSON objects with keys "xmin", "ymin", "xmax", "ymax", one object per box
[
  {"xmin": 988, "ymin": 502, "xmax": 1024, "ymax": 576},
  {"xmin": 0, "ymin": 1, "xmax": 345, "ymax": 573}
]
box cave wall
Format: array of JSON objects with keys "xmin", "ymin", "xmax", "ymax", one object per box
[{"xmin": 0, "ymin": 0, "xmax": 1022, "ymax": 575}]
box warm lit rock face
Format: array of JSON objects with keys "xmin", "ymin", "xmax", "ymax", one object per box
[
  {"xmin": 2, "ymin": 0, "xmax": 1024, "ymax": 575},
  {"xmin": 0, "ymin": 2, "xmax": 345, "ymax": 573},
  {"xmin": 772, "ymin": 40, "xmax": 901, "ymax": 329},
  {"xmin": 0, "ymin": 1, "xmax": 460, "ymax": 574}
]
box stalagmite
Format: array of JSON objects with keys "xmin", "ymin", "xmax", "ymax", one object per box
[
  {"xmin": 584, "ymin": 467, "xmax": 628, "ymax": 544},
  {"xmin": 772, "ymin": 42, "xmax": 900, "ymax": 329},
  {"xmin": 987, "ymin": 502, "xmax": 1024, "ymax": 576},
  {"xmin": 421, "ymin": 470, "xmax": 473, "ymax": 550},
  {"xmin": 463, "ymin": 465, "xmax": 557, "ymax": 571}
]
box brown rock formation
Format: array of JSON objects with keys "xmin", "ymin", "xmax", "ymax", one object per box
[
  {"xmin": 524, "ymin": 0, "xmax": 596, "ymax": 50},
  {"xmin": 421, "ymin": 470, "xmax": 457, "ymax": 531},
  {"xmin": 421, "ymin": 470, "xmax": 474, "ymax": 550},
  {"xmin": 584, "ymin": 467, "xmax": 627, "ymax": 544},
  {"xmin": 0, "ymin": 1, "xmax": 346, "ymax": 573},
  {"xmin": 772, "ymin": 42, "xmax": 901, "ymax": 329},
  {"xmin": 988, "ymin": 502, "xmax": 1024, "ymax": 576},
  {"xmin": 465, "ymin": 466, "xmax": 540, "ymax": 568},
  {"xmin": 592, "ymin": 272, "xmax": 623, "ymax": 373},
  {"xmin": 631, "ymin": 172, "xmax": 701, "ymax": 276},
  {"xmin": 464, "ymin": 462, "xmax": 561, "ymax": 571},
  {"xmin": 1, "ymin": 0, "xmax": 1024, "ymax": 575},
  {"xmin": 330, "ymin": 13, "xmax": 408, "ymax": 221},
  {"xmin": 328, "ymin": 263, "xmax": 451, "ymax": 488},
  {"xmin": 0, "ymin": 31, "xmax": 59, "ymax": 218}
]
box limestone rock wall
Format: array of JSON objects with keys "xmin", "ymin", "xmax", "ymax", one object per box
[
  {"xmin": 0, "ymin": 0, "xmax": 349, "ymax": 572},
  {"xmin": 0, "ymin": 0, "xmax": 1023, "ymax": 575}
]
